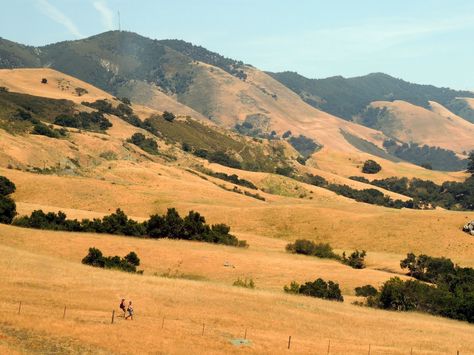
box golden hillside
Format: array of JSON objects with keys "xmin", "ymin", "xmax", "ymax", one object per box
[{"xmin": 370, "ymin": 100, "xmax": 474, "ymax": 154}]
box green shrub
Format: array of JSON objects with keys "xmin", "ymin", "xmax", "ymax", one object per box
[
  {"xmin": 162, "ymin": 111, "xmax": 176, "ymax": 122},
  {"xmin": 0, "ymin": 176, "xmax": 16, "ymax": 196},
  {"xmin": 275, "ymin": 165, "xmax": 294, "ymax": 177},
  {"xmin": 233, "ymin": 277, "xmax": 255, "ymax": 289},
  {"xmin": 342, "ymin": 250, "xmax": 367, "ymax": 269},
  {"xmin": 32, "ymin": 123, "xmax": 61, "ymax": 138},
  {"xmin": 128, "ymin": 132, "xmax": 159, "ymax": 155},
  {"xmin": 362, "ymin": 160, "xmax": 382, "ymax": 174},
  {"xmin": 0, "ymin": 196, "xmax": 16, "ymax": 224},
  {"xmin": 54, "ymin": 111, "xmax": 112, "ymax": 131},
  {"xmin": 286, "ymin": 239, "xmax": 340, "ymax": 260},
  {"xmin": 283, "ymin": 281, "xmax": 300, "ymax": 294},
  {"xmin": 287, "ymin": 135, "xmax": 321, "ymax": 158},
  {"xmin": 355, "ymin": 284, "xmax": 378, "ymax": 297},
  {"xmin": 349, "ymin": 176, "xmax": 370, "ymax": 183},
  {"xmin": 284, "ymin": 278, "xmax": 343, "ymax": 302},
  {"xmin": 208, "ymin": 151, "xmax": 241, "ymax": 169},
  {"xmin": 82, "ymin": 247, "xmax": 141, "ymax": 273}
]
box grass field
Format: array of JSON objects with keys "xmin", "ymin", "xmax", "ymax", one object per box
[{"xmin": 2, "ymin": 224, "xmax": 474, "ymax": 354}]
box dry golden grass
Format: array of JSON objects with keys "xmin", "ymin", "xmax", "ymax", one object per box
[
  {"xmin": 1, "ymin": 229, "xmax": 474, "ymax": 354},
  {"xmin": 3, "ymin": 164, "xmax": 474, "ymax": 267}
]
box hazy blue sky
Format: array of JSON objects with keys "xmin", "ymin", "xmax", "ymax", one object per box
[{"xmin": 1, "ymin": 0, "xmax": 473, "ymax": 89}]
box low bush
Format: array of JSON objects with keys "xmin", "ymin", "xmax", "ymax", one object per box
[
  {"xmin": 208, "ymin": 151, "xmax": 242, "ymax": 169},
  {"xmin": 349, "ymin": 176, "xmax": 370, "ymax": 183},
  {"xmin": 0, "ymin": 176, "xmax": 16, "ymax": 196},
  {"xmin": 342, "ymin": 250, "xmax": 367, "ymax": 269},
  {"xmin": 54, "ymin": 111, "xmax": 112, "ymax": 131},
  {"xmin": 362, "ymin": 160, "xmax": 382, "ymax": 174},
  {"xmin": 286, "ymin": 239, "xmax": 340, "ymax": 260},
  {"xmin": 32, "ymin": 123, "xmax": 65, "ymax": 138},
  {"xmin": 355, "ymin": 284, "xmax": 378, "ymax": 297},
  {"xmin": 284, "ymin": 278, "xmax": 343, "ymax": 302},
  {"xmin": 233, "ymin": 277, "xmax": 255, "ymax": 289},
  {"xmin": 162, "ymin": 111, "xmax": 176, "ymax": 122},
  {"xmin": 82, "ymin": 247, "xmax": 141, "ymax": 273},
  {"xmin": 127, "ymin": 132, "xmax": 159, "ymax": 155}
]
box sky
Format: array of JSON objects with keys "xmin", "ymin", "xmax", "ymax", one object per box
[{"xmin": 1, "ymin": 0, "xmax": 473, "ymax": 90}]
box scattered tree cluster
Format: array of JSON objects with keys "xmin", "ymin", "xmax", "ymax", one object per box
[
  {"xmin": 54, "ymin": 111, "xmax": 112, "ymax": 131},
  {"xmin": 370, "ymin": 175, "xmax": 474, "ymax": 210},
  {"xmin": 200, "ymin": 168, "xmax": 257, "ymax": 189},
  {"xmin": 383, "ymin": 140, "xmax": 467, "ymax": 171},
  {"xmin": 13, "ymin": 208, "xmax": 247, "ymax": 247},
  {"xmin": 287, "ymin": 135, "xmax": 321, "ymax": 158},
  {"xmin": 0, "ymin": 176, "xmax": 16, "ymax": 224},
  {"xmin": 284, "ymin": 278, "xmax": 344, "ymax": 302},
  {"xmin": 13, "ymin": 109, "xmax": 67, "ymax": 138},
  {"xmin": 303, "ymin": 174, "xmax": 412, "ymax": 209},
  {"xmin": 82, "ymin": 247, "xmax": 141, "ymax": 273},
  {"xmin": 356, "ymin": 253, "xmax": 474, "ymax": 323}
]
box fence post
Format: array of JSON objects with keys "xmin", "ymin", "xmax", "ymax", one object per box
[
  {"xmin": 18, "ymin": 301, "xmax": 22, "ymax": 314},
  {"xmin": 327, "ymin": 339, "xmax": 331, "ymax": 355},
  {"xmin": 202, "ymin": 323, "xmax": 205, "ymax": 336},
  {"xmin": 63, "ymin": 306, "xmax": 67, "ymax": 319},
  {"xmin": 368, "ymin": 344, "xmax": 371, "ymax": 355},
  {"xmin": 244, "ymin": 328, "xmax": 247, "ymax": 339},
  {"xmin": 111, "ymin": 310, "xmax": 115, "ymax": 324},
  {"xmin": 161, "ymin": 316, "xmax": 165, "ymax": 329},
  {"xmin": 288, "ymin": 335, "xmax": 291, "ymax": 349},
  {"xmin": 410, "ymin": 347, "xmax": 413, "ymax": 355}
]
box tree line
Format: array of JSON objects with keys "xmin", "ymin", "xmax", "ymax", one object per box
[{"xmin": 12, "ymin": 208, "xmax": 248, "ymax": 247}]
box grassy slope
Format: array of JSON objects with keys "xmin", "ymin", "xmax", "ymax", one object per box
[
  {"xmin": 2, "ymin": 225, "xmax": 474, "ymax": 354},
  {"xmin": 0, "ymin": 68, "xmax": 474, "ymax": 353},
  {"xmin": 370, "ymin": 100, "xmax": 474, "ymax": 154}
]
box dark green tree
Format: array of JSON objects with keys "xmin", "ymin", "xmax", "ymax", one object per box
[{"xmin": 467, "ymin": 151, "xmax": 474, "ymax": 175}]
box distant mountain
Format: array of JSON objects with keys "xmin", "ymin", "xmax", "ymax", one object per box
[
  {"xmin": 0, "ymin": 32, "xmax": 247, "ymax": 97},
  {"xmin": 0, "ymin": 31, "xmax": 385, "ymax": 154},
  {"xmin": 267, "ymin": 71, "xmax": 474, "ymax": 122},
  {"xmin": 2, "ymin": 31, "xmax": 474, "ymax": 163}
]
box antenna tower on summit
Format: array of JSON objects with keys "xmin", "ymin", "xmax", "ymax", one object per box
[{"xmin": 118, "ymin": 10, "xmax": 121, "ymax": 31}]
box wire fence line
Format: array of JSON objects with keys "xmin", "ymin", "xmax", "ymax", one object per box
[{"xmin": 7, "ymin": 300, "xmax": 467, "ymax": 354}]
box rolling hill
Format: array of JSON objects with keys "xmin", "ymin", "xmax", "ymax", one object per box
[{"xmin": 1, "ymin": 34, "xmax": 474, "ymax": 353}]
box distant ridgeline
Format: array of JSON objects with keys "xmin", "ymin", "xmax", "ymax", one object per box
[
  {"xmin": 0, "ymin": 31, "xmax": 247, "ymax": 97},
  {"xmin": 268, "ymin": 71, "xmax": 474, "ymax": 123}
]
